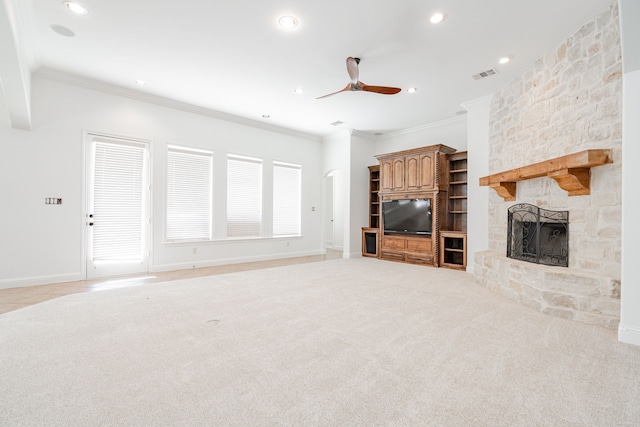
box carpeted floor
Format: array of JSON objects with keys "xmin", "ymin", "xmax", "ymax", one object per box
[{"xmin": 1, "ymin": 258, "xmax": 639, "ymax": 426}]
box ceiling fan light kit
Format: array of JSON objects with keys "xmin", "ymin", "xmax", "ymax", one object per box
[{"xmin": 317, "ymin": 57, "xmax": 402, "ymax": 99}]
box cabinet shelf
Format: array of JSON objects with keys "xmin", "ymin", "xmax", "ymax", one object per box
[
  {"xmin": 450, "ymin": 210, "xmax": 467, "ymax": 214},
  {"xmin": 440, "ymin": 231, "xmax": 467, "ymax": 270},
  {"xmin": 362, "ymin": 227, "xmax": 379, "ymax": 257},
  {"xmin": 450, "ymin": 169, "xmax": 468, "ymax": 173},
  {"xmin": 450, "ymin": 181, "xmax": 467, "ymax": 185},
  {"xmin": 449, "ymin": 195, "xmax": 467, "ymax": 199}
]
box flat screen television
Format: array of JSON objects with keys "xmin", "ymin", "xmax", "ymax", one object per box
[{"xmin": 382, "ymin": 198, "xmax": 432, "ymax": 236}]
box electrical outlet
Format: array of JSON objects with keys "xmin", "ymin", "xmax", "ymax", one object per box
[{"xmin": 45, "ymin": 198, "xmax": 63, "ymax": 205}]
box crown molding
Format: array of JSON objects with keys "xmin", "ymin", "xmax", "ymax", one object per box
[
  {"xmin": 460, "ymin": 94, "xmax": 494, "ymax": 110},
  {"xmin": 375, "ymin": 115, "xmax": 467, "ymax": 140},
  {"xmin": 34, "ymin": 68, "xmax": 322, "ymax": 142}
]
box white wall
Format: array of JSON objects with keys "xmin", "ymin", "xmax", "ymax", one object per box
[
  {"xmin": 0, "ymin": 75, "xmax": 324, "ymax": 288},
  {"xmin": 0, "ymin": 83, "xmax": 11, "ymax": 129},
  {"xmin": 374, "ymin": 117, "xmax": 467, "ymax": 155},
  {"xmin": 619, "ymin": 0, "xmax": 640, "ymax": 345},
  {"xmin": 321, "ymin": 130, "xmax": 351, "ymax": 254},
  {"xmin": 461, "ymin": 96, "xmax": 492, "ymax": 273},
  {"xmin": 349, "ymin": 133, "xmax": 378, "ymax": 258}
]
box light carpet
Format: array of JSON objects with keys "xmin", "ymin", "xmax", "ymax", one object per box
[{"xmin": 1, "ymin": 258, "xmax": 640, "ymax": 426}]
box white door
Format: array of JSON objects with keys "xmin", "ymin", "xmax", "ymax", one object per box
[
  {"xmin": 86, "ymin": 134, "xmax": 150, "ymax": 278},
  {"xmin": 324, "ymin": 174, "xmax": 335, "ymax": 248}
]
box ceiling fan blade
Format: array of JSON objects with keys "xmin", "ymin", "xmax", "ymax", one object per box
[
  {"xmin": 317, "ymin": 57, "xmax": 400, "ymax": 99},
  {"xmin": 362, "ymin": 84, "xmax": 402, "ymax": 95},
  {"xmin": 316, "ymin": 83, "xmax": 352, "ymax": 99},
  {"xmin": 346, "ymin": 57, "xmax": 359, "ymax": 84}
]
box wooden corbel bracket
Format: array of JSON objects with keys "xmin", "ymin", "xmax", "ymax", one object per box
[
  {"xmin": 489, "ymin": 182, "xmax": 517, "ymax": 201},
  {"xmin": 479, "ymin": 150, "xmax": 612, "ymax": 201}
]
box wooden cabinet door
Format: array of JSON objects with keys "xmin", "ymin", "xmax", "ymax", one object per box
[
  {"xmin": 392, "ymin": 158, "xmax": 405, "ymax": 190},
  {"xmin": 380, "ymin": 159, "xmax": 393, "ymax": 191},
  {"xmin": 405, "ymin": 155, "xmax": 420, "ymax": 190},
  {"xmin": 406, "ymin": 153, "xmax": 435, "ymax": 190},
  {"xmin": 419, "ymin": 152, "xmax": 436, "ymax": 189}
]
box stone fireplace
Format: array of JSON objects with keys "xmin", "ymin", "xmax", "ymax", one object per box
[{"xmin": 473, "ymin": 1, "xmax": 622, "ymax": 329}]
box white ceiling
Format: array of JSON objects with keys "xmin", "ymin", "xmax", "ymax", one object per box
[{"xmin": 2, "ymin": 0, "xmax": 614, "ymax": 137}]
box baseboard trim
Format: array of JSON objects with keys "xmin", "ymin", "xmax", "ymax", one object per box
[
  {"xmin": 618, "ymin": 323, "xmax": 640, "ymax": 347},
  {"xmin": 0, "ymin": 273, "xmax": 84, "ymax": 290},
  {"xmin": 151, "ymin": 249, "xmax": 326, "ymax": 273}
]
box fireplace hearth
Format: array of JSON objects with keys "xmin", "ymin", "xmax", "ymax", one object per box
[{"xmin": 507, "ymin": 204, "xmax": 569, "ymax": 267}]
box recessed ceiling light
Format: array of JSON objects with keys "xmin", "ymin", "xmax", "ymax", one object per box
[
  {"xmin": 498, "ymin": 55, "xmax": 513, "ymax": 64},
  {"xmin": 136, "ymin": 80, "xmax": 146, "ymax": 86},
  {"xmin": 293, "ymin": 88, "xmax": 304, "ymax": 94},
  {"xmin": 279, "ymin": 16, "xmax": 298, "ymax": 30},
  {"xmin": 430, "ymin": 12, "xmax": 447, "ymax": 24},
  {"xmin": 407, "ymin": 87, "xmax": 417, "ymax": 94},
  {"xmin": 50, "ymin": 24, "xmax": 75, "ymax": 37},
  {"xmin": 64, "ymin": 2, "xmax": 88, "ymax": 15}
]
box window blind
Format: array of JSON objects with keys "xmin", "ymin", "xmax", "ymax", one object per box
[
  {"xmin": 166, "ymin": 146, "xmax": 213, "ymax": 241},
  {"xmin": 92, "ymin": 140, "xmax": 145, "ymax": 261},
  {"xmin": 227, "ymin": 155, "xmax": 262, "ymax": 238},
  {"xmin": 273, "ymin": 162, "xmax": 301, "ymax": 236}
]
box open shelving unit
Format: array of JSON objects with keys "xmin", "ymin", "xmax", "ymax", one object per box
[
  {"xmin": 441, "ymin": 151, "xmax": 467, "ymax": 269},
  {"xmin": 362, "ymin": 165, "xmax": 380, "ymax": 257},
  {"xmin": 368, "ymin": 165, "xmax": 380, "ymax": 229},
  {"xmin": 440, "ymin": 231, "xmax": 467, "ymax": 269},
  {"xmin": 446, "ymin": 152, "xmax": 467, "ymax": 232}
]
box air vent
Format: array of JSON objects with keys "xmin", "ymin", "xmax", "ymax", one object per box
[
  {"xmin": 472, "ymin": 68, "xmax": 499, "ymax": 80},
  {"xmin": 330, "ymin": 121, "xmax": 344, "ymax": 126}
]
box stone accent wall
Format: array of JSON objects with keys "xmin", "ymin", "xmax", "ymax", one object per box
[
  {"xmin": 475, "ymin": 252, "xmax": 620, "ymax": 329},
  {"xmin": 475, "ymin": 1, "xmax": 622, "ymax": 328}
]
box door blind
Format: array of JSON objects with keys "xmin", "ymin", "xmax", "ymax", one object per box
[
  {"xmin": 92, "ymin": 140, "xmax": 145, "ymax": 261},
  {"xmin": 166, "ymin": 146, "xmax": 213, "ymax": 241},
  {"xmin": 227, "ymin": 155, "xmax": 262, "ymax": 238},
  {"xmin": 273, "ymin": 161, "xmax": 301, "ymax": 236}
]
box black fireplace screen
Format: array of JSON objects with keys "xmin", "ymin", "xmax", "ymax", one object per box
[{"xmin": 507, "ymin": 203, "xmax": 569, "ymax": 267}]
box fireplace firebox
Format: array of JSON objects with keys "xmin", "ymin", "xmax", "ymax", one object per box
[{"xmin": 507, "ymin": 203, "xmax": 569, "ymax": 267}]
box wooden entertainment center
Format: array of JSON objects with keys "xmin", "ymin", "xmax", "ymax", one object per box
[{"xmin": 363, "ymin": 144, "xmax": 467, "ymax": 269}]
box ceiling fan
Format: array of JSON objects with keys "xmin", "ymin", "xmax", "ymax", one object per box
[{"xmin": 317, "ymin": 57, "xmax": 402, "ymax": 99}]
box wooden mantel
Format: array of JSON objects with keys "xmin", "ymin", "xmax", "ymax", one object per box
[{"xmin": 479, "ymin": 149, "xmax": 612, "ymax": 201}]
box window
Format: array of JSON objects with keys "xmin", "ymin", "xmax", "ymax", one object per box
[
  {"xmin": 273, "ymin": 161, "xmax": 301, "ymax": 236},
  {"xmin": 227, "ymin": 155, "xmax": 262, "ymax": 238},
  {"xmin": 166, "ymin": 145, "xmax": 212, "ymax": 241}
]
